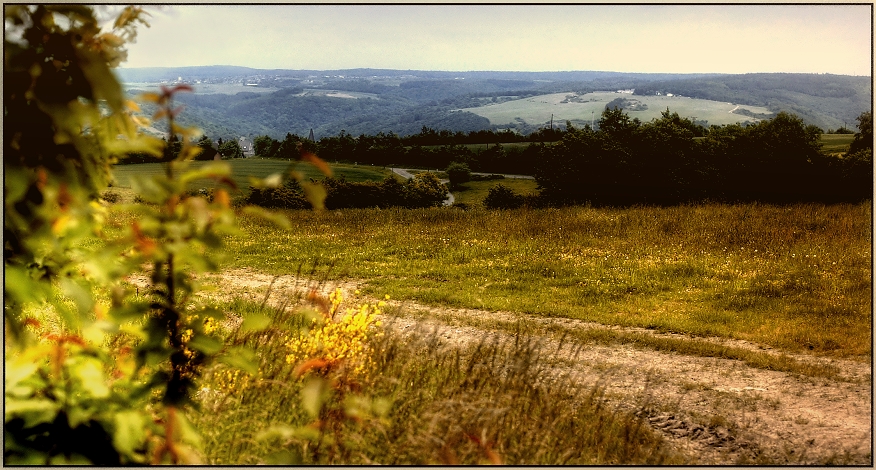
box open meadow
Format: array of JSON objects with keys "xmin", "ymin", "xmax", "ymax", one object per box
[
  {"xmin": 111, "ymin": 160, "xmax": 393, "ymax": 191},
  {"xmin": 461, "ymin": 91, "xmax": 774, "ymax": 128},
  {"xmin": 102, "ymin": 200, "xmax": 871, "ymax": 464}
]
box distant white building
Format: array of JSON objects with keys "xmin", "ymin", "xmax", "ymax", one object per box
[{"xmin": 239, "ymin": 137, "xmax": 254, "ymax": 157}]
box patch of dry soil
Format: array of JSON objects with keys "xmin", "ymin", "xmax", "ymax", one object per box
[{"xmin": 129, "ymin": 268, "xmax": 873, "ymax": 464}]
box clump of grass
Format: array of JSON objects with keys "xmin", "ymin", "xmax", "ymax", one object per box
[{"xmin": 191, "ymin": 297, "xmax": 683, "ymax": 465}]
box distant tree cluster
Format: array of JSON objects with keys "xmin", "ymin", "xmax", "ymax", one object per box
[
  {"xmin": 535, "ymin": 108, "xmax": 872, "ymax": 206},
  {"xmin": 250, "ymin": 128, "xmax": 549, "ymax": 175}
]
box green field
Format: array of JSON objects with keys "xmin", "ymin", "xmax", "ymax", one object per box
[
  {"xmin": 111, "ymin": 159, "xmax": 392, "ymax": 191},
  {"xmin": 182, "ymin": 203, "xmax": 871, "ymax": 359},
  {"xmin": 461, "ymin": 91, "xmax": 773, "ymax": 128},
  {"xmin": 819, "ymin": 133, "xmax": 856, "ymax": 154}
]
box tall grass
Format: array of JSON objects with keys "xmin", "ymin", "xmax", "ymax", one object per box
[
  {"xmin": 221, "ymin": 203, "xmax": 871, "ymax": 358},
  {"xmin": 190, "ymin": 298, "xmax": 682, "ymax": 464}
]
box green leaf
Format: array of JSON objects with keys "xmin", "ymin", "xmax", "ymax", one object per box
[
  {"xmin": 240, "ymin": 312, "xmax": 271, "ymax": 333},
  {"xmin": 174, "ymin": 410, "xmax": 203, "ymax": 449},
  {"xmin": 4, "ymin": 264, "xmax": 48, "ymax": 305},
  {"xmin": 300, "ymin": 181, "xmax": 327, "ymax": 210},
  {"xmin": 76, "ymin": 48, "xmax": 124, "ymax": 112},
  {"xmin": 300, "ymin": 377, "xmax": 330, "ymax": 418},
  {"xmin": 59, "ymin": 277, "xmax": 94, "ymax": 323},
  {"xmin": 70, "ymin": 358, "xmax": 110, "ymax": 398},
  {"xmin": 179, "ymin": 162, "xmax": 231, "ymax": 186},
  {"xmin": 186, "ymin": 333, "xmax": 223, "ymax": 355},
  {"xmin": 4, "ymin": 355, "xmax": 40, "ymax": 391},
  {"xmin": 218, "ymin": 346, "xmax": 258, "ymax": 375},
  {"xmin": 113, "ymin": 411, "xmax": 147, "ymax": 458},
  {"xmin": 4, "ymin": 398, "xmax": 59, "ymax": 428},
  {"xmin": 242, "ymin": 206, "xmax": 291, "ymax": 230}
]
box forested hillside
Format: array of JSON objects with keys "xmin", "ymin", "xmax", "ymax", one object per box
[{"xmin": 121, "ymin": 67, "xmax": 870, "ymax": 141}]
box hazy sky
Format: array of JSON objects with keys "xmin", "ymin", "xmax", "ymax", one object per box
[{"xmin": 115, "ymin": 4, "xmax": 871, "ymax": 75}]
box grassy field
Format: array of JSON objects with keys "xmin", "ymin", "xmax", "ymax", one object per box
[
  {"xmin": 461, "ymin": 91, "xmax": 773, "ymax": 128},
  {"xmin": 102, "ymin": 200, "xmax": 871, "ymax": 464},
  {"xmin": 111, "ymin": 159, "xmax": 392, "ymax": 192},
  {"xmin": 177, "ymin": 203, "xmax": 871, "ymax": 359},
  {"xmin": 819, "ymin": 133, "xmax": 856, "ymax": 154}
]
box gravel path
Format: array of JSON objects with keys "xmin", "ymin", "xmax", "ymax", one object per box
[{"xmin": 129, "ymin": 268, "xmax": 873, "ymax": 465}]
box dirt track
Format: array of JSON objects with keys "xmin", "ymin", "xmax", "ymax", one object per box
[{"xmin": 131, "ymin": 267, "xmax": 873, "ymax": 464}]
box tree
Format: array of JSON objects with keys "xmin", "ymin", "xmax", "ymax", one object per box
[
  {"xmin": 195, "ymin": 135, "xmax": 218, "ymax": 160},
  {"xmin": 848, "ymin": 111, "xmax": 873, "ymax": 156},
  {"xmin": 218, "ymin": 139, "xmax": 243, "ymax": 159},
  {"xmin": 4, "ymin": 6, "xmax": 333, "ymax": 464},
  {"xmin": 446, "ymin": 162, "xmax": 472, "ymax": 188},
  {"xmin": 252, "ymin": 135, "xmax": 276, "ymax": 157},
  {"xmin": 483, "ymin": 184, "xmax": 525, "ymax": 209}
]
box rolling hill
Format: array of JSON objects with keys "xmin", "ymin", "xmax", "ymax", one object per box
[{"xmin": 119, "ymin": 67, "xmax": 871, "ymax": 140}]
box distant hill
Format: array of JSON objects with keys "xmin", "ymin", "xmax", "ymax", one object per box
[
  {"xmin": 632, "ymin": 74, "xmax": 871, "ymax": 130},
  {"xmin": 117, "ymin": 66, "xmax": 871, "ymax": 140}
]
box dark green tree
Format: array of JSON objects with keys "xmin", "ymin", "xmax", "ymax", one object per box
[{"xmin": 218, "ymin": 140, "xmax": 243, "ymax": 159}]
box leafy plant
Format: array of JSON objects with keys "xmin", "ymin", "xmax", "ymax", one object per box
[{"xmin": 3, "ymin": 5, "xmax": 333, "ymax": 464}]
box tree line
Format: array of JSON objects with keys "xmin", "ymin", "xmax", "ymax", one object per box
[
  {"xmin": 126, "ymin": 107, "xmax": 872, "ymax": 207},
  {"xmin": 534, "ymin": 108, "xmax": 871, "ymax": 206}
]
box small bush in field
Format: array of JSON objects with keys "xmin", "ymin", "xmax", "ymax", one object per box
[
  {"xmin": 483, "ymin": 183, "xmax": 525, "ymax": 209},
  {"xmin": 102, "ymin": 190, "xmax": 121, "ymax": 204},
  {"xmin": 284, "ymin": 289, "xmax": 385, "ymax": 378}
]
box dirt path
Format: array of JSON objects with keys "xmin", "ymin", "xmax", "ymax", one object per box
[{"xmin": 132, "ymin": 268, "xmax": 872, "ymax": 464}]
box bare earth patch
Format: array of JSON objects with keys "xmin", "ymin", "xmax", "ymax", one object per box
[{"xmin": 128, "ymin": 268, "xmax": 872, "ymax": 464}]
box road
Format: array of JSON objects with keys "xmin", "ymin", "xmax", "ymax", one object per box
[{"xmin": 389, "ymin": 168, "xmax": 535, "ymax": 206}]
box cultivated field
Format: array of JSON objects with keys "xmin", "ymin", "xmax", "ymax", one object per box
[{"xmin": 461, "ymin": 91, "xmax": 774, "ymax": 128}]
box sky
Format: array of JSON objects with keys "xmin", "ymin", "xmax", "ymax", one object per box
[{"xmin": 113, "ymin": 4, "xmax": 872, "ymax": 76}]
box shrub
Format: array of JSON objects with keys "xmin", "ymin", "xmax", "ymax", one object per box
[
  {"xmin": 101, "ymin": 190, "xmax": 121, "ymax": 204},
  {"xmin": 446, "ymin": 162, "xmax": 472, "ymax": 187},
  {"xmin": 245, "ymin": 181, "xmax": 312, "ymax": 209},
  {"xmin": 483, "ymin": 184, "xmax": 525, "ymax": 209}
]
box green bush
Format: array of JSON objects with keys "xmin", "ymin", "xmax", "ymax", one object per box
[{"xmin": 483, "ymin": 184, "xmax": 525, "ymax": 209}]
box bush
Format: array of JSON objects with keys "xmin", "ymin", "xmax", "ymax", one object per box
[
  {"xmin": 483, "ymin": 184, "xmax": 525, "ymax": 209},
  {"xmin": 245, "ymin": 181, "xmax": 312, "ymax": 209},
  {"xmin": 246, "ymin": 175, "xmax": 448, "ymax": 211},
  {"xmin": 101, "ymin": 190, "xmax": 121, "ymax": 204},
  {"xmin": 446, "ymin": 162, "xmax": 471, "ymax": 187}
]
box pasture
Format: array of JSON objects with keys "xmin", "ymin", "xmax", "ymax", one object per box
[
  {"xmin": 111, "ymin": 160, "xmax": 392, "ymax": 191},
  {"xmin": 461, "ymin": 91, "xmax": 774, "ymax": 128},
  {"xmin": 210, "ymin": 203, "xmax": 871, "ymax": 358},
  {"xmin": 820, "ymin": 133, "xmax": 856, "ymax": 154},
  {"xmin": 100, "ymin": 199, "xmax": 872, "ymax": 464}
]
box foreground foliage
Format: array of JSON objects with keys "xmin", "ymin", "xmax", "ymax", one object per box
[{"xmin": 192, "ymin": 297, "xmax": 680, "ymax": 465}]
